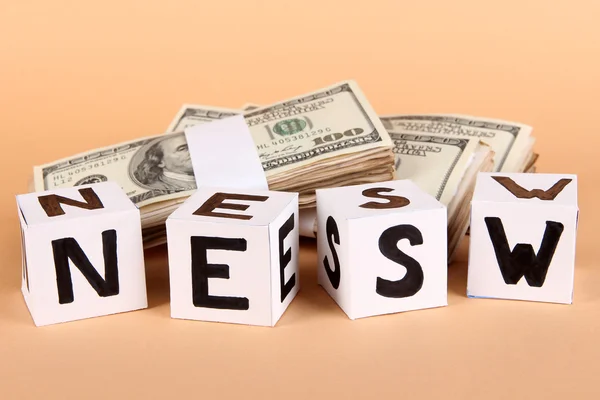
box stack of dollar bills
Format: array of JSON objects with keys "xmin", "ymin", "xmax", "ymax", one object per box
[
  {"xmin": 31, "ymin": 80, "xmax": 538, "ymax": 261},
  {"xmin": 170, "ymin": 81, "xmax": 397, "ymax": 210}
]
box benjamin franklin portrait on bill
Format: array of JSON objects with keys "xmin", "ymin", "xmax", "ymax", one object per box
[{"xmin": 130, "ymin": 133, "xmax": 197, "ymax": 192}]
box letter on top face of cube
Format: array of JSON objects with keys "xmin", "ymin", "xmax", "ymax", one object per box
[
  {"xmin": 166, "ymin": 187, "xmax": 299, "ymax": 327},
  {"xmin": 467, "ymin": 173, "xmax": 579, "ymax": 304},
  {"xmin": 316, "ymin": 180, "xmax": 448, "ymax": 321},
  {"xmin": 16, "ymin": 182, "xmax": 148, "ymax": 327}
]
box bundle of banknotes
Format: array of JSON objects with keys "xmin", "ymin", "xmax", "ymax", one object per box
[{"xmin": 31, "ymin": 80, "xmax": 538, "ymax": 261}]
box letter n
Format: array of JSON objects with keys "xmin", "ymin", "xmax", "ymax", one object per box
[
  {"xmin": 39, "ymin": 188, "xmax": 104, "ymax": 217},
  {"xmin": 51, "ymin": 230, "xmax": 119, "ymax": 304}
]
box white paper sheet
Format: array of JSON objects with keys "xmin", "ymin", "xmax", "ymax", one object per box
[{"xmin": 185, "ymin": 115, "xmax": 268, "ymax": 191}]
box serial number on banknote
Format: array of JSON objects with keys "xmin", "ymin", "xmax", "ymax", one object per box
[
  {"xmin": 256, "ymin": 126, "xmax": 365, "ymax": 145},
  {"xmin": 48, "ymin": 155, "xmax": 129, "ymax": 186}
]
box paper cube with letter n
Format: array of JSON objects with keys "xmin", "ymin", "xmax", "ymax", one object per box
[
  {"xmin": 166, "ymin": 187, "xmax": 299, "ymax": 327},
  {"xmin": 16, "ymin": 182, "xmax": 148, "ymax": 327},
  {"xmin": 316, "ymin": 180, "xmax": 448, "ymax": 320},
  {"xmin": 467, "ymin": 173, "xmax": 579, "ymax": 304}
]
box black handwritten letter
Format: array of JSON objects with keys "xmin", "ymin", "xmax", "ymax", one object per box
[
  {"xmin": 491, "ymin": 177, "xmax": 572, "ymax": 200},
  {"xmin": 323, "ymin": 216, "xmax": 341, "ymax": 289},
  {"xmin": 51, "ymin": 230, "xmax": 119, "ymax": 304},
  {"xmin": 377, "ymin": 225, "xmax": 424, "ymax": 298},
  {"xmin": 359, "ymin": 187, "xmax": 410, "ymax": 209},
  {"xmin": 485, "ymin": 217, "xmax": 564, "ymax": 287},
  {"xmin": 279, "ymin": 213, "xmax": 296, "ymax": 303},
  {"xmin": 193, "ymin": 192, "xmax": 268, "ymax": 220},
  {"xmin": 191, "ymin": 236, "xmax": 249, "ymax": 310},
  {"xmin": 39, "ymin": 188, "xmax": 104, "ymax": 217}
]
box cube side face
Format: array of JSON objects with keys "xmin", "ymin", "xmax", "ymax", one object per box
[
  {"xmin": 268, "ymin": 196, "xmax": 300, "ymax": 326},
  {"xmin": 18, "ymin": 209, "xmax": 36, "ymax": 321},
  {"xmin": 349, "ymin": 208, "xmax": 448, "ymax": 320},
  {"xmin": 23, "ymin": 209, "xmax": 147, "ymax": 327},
  {"xmin": 20, "ymin": 226, "xmax": 32, "ymax": 296},
  {"xmin": 316, "ymin": 193, "xmax": 353, "ymax": 319},
  {"xmin": 167, "ymin": 218, "xmax": 272, "ymax": 326},
  {"xmin": 467, "ymin": 201, "xmax": 577, "ymax": 304}
]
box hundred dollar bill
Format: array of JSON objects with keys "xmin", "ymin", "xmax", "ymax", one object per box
[
  {"xmin": 241, "ymin": 103, "xmax": 261, "ymax": 111},
  {"xmin": 166, "ymin": 104, "xmax": 240, "ymax": 133},
  {"xmin": 381, "ymin": 114, "xmax": 532, "ymax": 173},
  {"xmin": 244, "ymin": 81, "xmax": 392, "ymax": 178},
  {"xmin": 391, "ymin": 131, "xmax": 480, "ymax": 207},
  {"xmin": 34, "ymin": 106, "xmax": 240, "ymax": 208}
]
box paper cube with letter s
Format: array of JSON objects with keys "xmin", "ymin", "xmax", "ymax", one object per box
[
  {"xmin": 316, "ymin": 180, "xmax": 448, "ymax": 320},
  {"xmin": 467, "ymin": 173, "xmax": 579, "ymax": 304}
]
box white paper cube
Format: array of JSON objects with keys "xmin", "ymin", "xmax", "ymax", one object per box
[
  {"xmin": 16, "ymin": 182, "xmax": 148, "ymax": 327},
  {"xmin": 316, "ymin": 180, "xmax": 448, "ymax": 320},
  {"xmin": 467, "ymin": 173, "xmax": 579, "ymax": 304},
  {"xmin": 166, "ymin": 187, "xmax": 299, "ymax": 327}
]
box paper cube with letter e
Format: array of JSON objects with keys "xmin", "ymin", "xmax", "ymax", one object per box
[
  {"xmin": 316, "ymin": 180, "xmax": 448, "ymax": 320},
  {"xmin": 467, "ymin": 173, "xmax": 579, "ymax": 304},
  {"xmin": 166, "ymin": 187, "xmax": 299, "ymax": 327},
  {"xmin": 16, "ymin": 182, "xmax": 148, "ymax": 327}
]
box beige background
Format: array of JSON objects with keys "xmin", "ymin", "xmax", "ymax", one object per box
[{"xmin": 1, "ymin": 1, "xmax": 599, "ymax": 398}]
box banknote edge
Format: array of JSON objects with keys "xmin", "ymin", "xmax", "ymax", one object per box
[
  {"xmin": 165, "ymin": 104, "xmax": 241, "ymax": 133},
  {"xmin": 381, "ymin": 114, "xmax": 533, "ymax": 172}
]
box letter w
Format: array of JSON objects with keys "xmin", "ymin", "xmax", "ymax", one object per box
[
  {"xmin": 484, "ymin": 217, "xmax": 564, "ymax": 287},
  {"xmin": 492, "ymin": 176, "xmax": 572, "ymax": 200}
]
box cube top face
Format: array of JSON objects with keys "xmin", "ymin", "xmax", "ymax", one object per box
[
  {"xmin": 472, "ymin": 173, "xmax": 578, "ymax": 207},
  {"xmin": 168, "ymin": 186, "xmax": 298, "ymax": 227},
  {"xmin": 17, "ymin": 181, "xmax": 136, "ymax": 227},
  {"xmin": 315, "ymin": 179, "xmax": 444, "ymax": 221}
]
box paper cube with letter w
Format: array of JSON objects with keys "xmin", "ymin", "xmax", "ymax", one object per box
[
  {"xmin": 467, "ymin": 173, "xmax": 579, "ymax": 304},
  {"xmin": 316, "ymin": 180, "xmax": 448, "ymax": 320},
  {"xmin": 15, "ymin": 182, "xmax": 148, "ymax": 327},
  {"xmin": 166, "ymin": 187, "xmax": 299, "ymax": 327}
]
